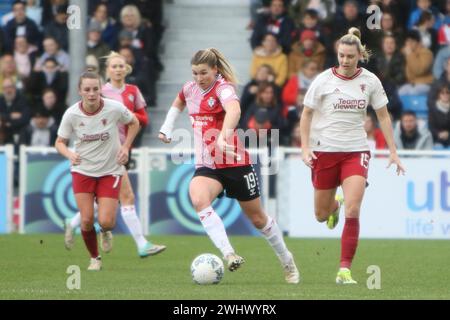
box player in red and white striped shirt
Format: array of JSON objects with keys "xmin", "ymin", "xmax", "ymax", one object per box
[
  {"xmin": 65, "ymin": 52, "xmax": 166, "ymax": 258},
  {"xmin": 159, "ymin": 48, "xmax": 299, "ymax": 284}
]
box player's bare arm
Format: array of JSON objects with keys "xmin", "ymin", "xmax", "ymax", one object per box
[
  {"xmin": 299, "ymin": 105, "xmax": 317, "ymax": 168},
  {"xmin": 55, "ymin": 137, "xmax": 81, "ymax": 165},
  {"xmin": 159, "ymin": 96, "xmax": 186, "ymax": 143},
  {"xmin": 375, "ymin": 106, "xmax": 406, "ymax": 175},
  {"xmin": 218, "ymin": 100, "xmax": 241, "ymax": 157}
]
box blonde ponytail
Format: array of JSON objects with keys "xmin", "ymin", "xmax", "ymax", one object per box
[{"xmin": 339, "ymin": 27, "xmax": 371, "ymax": 62}]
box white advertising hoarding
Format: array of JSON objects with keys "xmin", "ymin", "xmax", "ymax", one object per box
[{"xmin": 280, "ymin": 154, "xmax": 450, "ymax": 239}]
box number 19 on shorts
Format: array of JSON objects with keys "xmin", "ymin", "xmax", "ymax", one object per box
[{"xmin": 244, "ymin": 172, "xmax": 257, "ymax": 191}]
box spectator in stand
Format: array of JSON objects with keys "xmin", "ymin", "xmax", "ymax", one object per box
[
  {"xmin": 37, "ymin": 87, "xmax": 65, "ymax": 125},
  {"xmin": 27, "ymin": 57, "xmax": 68, "ymax": 105},
  {"xmin": 25, "ymin": 0, "xmax": 43, "ymax": 28},
  {"xmin": 365, "ymin": 10, "xmax": 405, "ymax": 54},
  {"xmin": 334, "ymin": 0, "xmax": 365, "ymax": 40},
  {"xmin": 250, "ymin": 0, "xmax": 295, "ymax": 54},
  {"xmin": 88, "ymin": 3, "xmax": 120, "ymax": 50},
  {"xmin": 13, "ymin": 36, "xmax": 38, "ymax": 81},
  {"xmin": 398, "ymin": 30, "xmax": 434, "ymax": 95},
  {"xmin": 240, "ymin": 64, "xmax": 280, "ymax": 122},
  {"xmin": 243, "ymin": 82, "xmax": 281, "ymax": 140},
  {"xmin": 88, "ymin": 0, "xmax": 123, "ymax": 21},
  {"xmin": 19, "ymin": 107, "xmax": 58, "ymax": 146},
  {"xmin": 407, "ymin": 0, "xmax": 442, "ymax": 30},
  {"xmin": 0, "ymin": 77, "xmax": 31, "ymax": 145},
  {"xmin": 41, "ymin": 0, "xmax": 69, "ymax": 27},
  {"xmin": 364, "ymin": 110, "xmax": 387, "ymax": 151},
  {"xmin": 34, "ymin": 36, "xmax": 70, "ymax": 71},
  {"xmin": 288, "ymin": 29, "xmax": 326, "ymax": 76},
  {"xmin": 436, "ymin": 0, "xmax": 450, "ymax": 47},
  {"xmin": 289, "ymin": 0, "xmax": 336, "ymax": 25},
  {"xmin": 124, "ymin": 0, "xmax": 165, "ymax": 48},
  {"xmin": 118, "ymin": 5, "xmax": 160, "ymax": 76},
  {"xmin": 86, "ymin": 20, "xmax": 111, "ymax": 75},
  {"xmin": 429, "ymin": 57, "xmax": 450, "ymax": 108},
  {"xmin": 2, "ymin": 0, "xmax": 41, "ymax": 52},
  {"xmin": 250, "ymin": 33, "xmax": 288, "ymax": 87},
  {"xmin": 374, "ymin": 34, "xmax": 406, "ymax": 87},
  {"xmin": 428, "ymin": 83, "xmax": 450, "ymax": 147},
  {"xmin": 282, "ymin": 60, "xmax": 319, "ymax": 109},
  {"xmin": 413, "ymin": 10, "xmax": 438, "ymax": 55},
  {"xmin": 0, "ymin": 54, "xmax": 21, "ymax": 95},
  {"xmin": 394, "ymin": 111, "xmax": 433, "ymax": 150},
  {"xmin": 292, "ymin": 9, "xmax": 332, "ymax": 51},
  {"xmin": 43, "ymin": 4, "xmax": 69, "ymax": 51}
]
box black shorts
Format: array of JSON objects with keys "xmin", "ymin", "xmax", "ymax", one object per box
[{"xmin": 193, "ymin": 165, "xmax": 261, "ymax": 201}]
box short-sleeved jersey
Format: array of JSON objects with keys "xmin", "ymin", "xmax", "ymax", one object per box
[
  {"xmin": 102, "ymin": 83, "xmax": 146, "ymax": 144},
  {"xmin": 57, "ymin": 98, "xmax": 134, "ymax": 177},
  {"xmin": 304, "ymin": 67, "xmax": 389, "ymax": 152},
  {"xmin": 179, "ymin": 75, "xmax": 250, "ymax": 169}
]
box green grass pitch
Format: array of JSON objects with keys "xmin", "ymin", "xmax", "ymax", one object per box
[{"xmin": 0, "ymin": 234, "xmax": 448, "ymax": 300}]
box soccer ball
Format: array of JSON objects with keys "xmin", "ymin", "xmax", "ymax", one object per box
[{"xmin": 191, "ymin": 253, "xmax": 224, "ymax": 285}]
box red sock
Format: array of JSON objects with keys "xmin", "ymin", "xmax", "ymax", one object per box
[
  {"xmin": 340, "ymin": 218, "xmax": 359, "ymax": 269},
  {"xmin": 81, "ymin": 229, "xmax": 99, "ymax": 258}
]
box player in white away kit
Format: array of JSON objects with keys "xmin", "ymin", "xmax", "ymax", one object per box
[
  {"xmin": 300, "ymin": 28, "xmax": 405, "ymax": 284},
  {"xmin": 158, "ymin": 48, "xmax": 299, "ymax": 284},
  {"xmin": 65, "ymin": 52, "xmax": 166, "ymax": 258},
  {"xmin": 55, "ymin": 72, "xmax": 140, "ymax": 271}
]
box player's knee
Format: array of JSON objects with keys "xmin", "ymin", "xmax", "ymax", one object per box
[
  {"xmin": 249, "ymin": 212, "xmax": 266, "ymax": 229},
  {"xmin": 80, "ymin": 217, "xmax": 94, "ymax": 230},
  {"xmin": 345, "ymin": 205, "xmax": 360, "ymax": 218},
  {"xmin": 120, "ymin": 191, "xmax": 135, "ymax": 205},
  {"xmin": 191, "ymin": 195, "xmax": 211, "ymax": 212},
  {"xmin": 98, "ymin": 216, "xmax": 115, "ymax": 230}
]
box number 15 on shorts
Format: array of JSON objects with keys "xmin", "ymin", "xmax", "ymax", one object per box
[{"xmin": 360, "ymin": 153, "xmax": 370, "ymax": 169}]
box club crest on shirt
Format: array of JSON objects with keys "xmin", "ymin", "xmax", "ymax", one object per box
[
  {"xmin": 128, "ymin": 94, "xmax": 135, "ymax": 102},
  {"xmin": 101, "ymin": 119, "xmax": 107, "ymax": 126},
  {"xmin": 360, "ymin": 84, "xmax": 366, "ymax": 93},
  {"xmin": 207, "ymin": 97, "xmax": 215, "ymax": 108}
]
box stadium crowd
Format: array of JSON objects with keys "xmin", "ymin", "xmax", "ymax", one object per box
[
  {"xmin": 0, "ymin": 0, "xmax": 163, "ymax": 151},
  {"xmin": 243, "ymin": 0, "xmax": 450, "ymax": 150},
  {"xmin": 1, "ymin": 0, "xmax": 450, "ymax": 157}
]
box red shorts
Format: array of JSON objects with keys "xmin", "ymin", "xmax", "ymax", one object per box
[
  {"xmin": 311, "ymin": 151, "xmax": 370, "ymax": 190},
  {"xmin": 71, "ymin": 172, "xmax": 122, "ymax": 199}
]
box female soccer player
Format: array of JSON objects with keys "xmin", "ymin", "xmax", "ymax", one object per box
[
  {"xmin": 158, "ymin": 48, "xmax": 299, "ymax": 284},
  {"xmin": 55, "ymin": 72, "xmax": 140, "ymax": 270},
  {"xmin": 300, "ymin": 28, "xmax": 406, "ymax": 284},
  {"xmin": 65, "ymin": 52, "xmax": 166, "ymax": 258}
]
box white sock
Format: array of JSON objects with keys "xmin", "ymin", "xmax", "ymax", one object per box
[
  {"xmin": 259, "ymin": 216, "xmax": 291, "ymax": 265},
  {"xmin": 69, "ymin": 212, "xmax": 81, "ymax": 229},
  {"xmin": 121, "ymin": 205, "xmax": 148, "ymax": 249},
  {"xmin": 198, "ymin": 206, "xmax": 234, "ymax": 257},
  {"xmin": 71, "ymin": 202, "xmax": 98, "ymax": 229}
]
